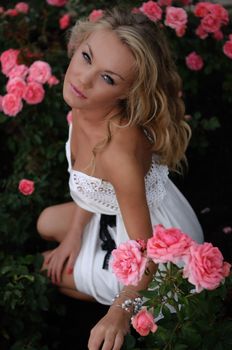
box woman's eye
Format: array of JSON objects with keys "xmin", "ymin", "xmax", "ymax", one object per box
[
  {"xmin": 102, "ymin": 74, "xmax": 115, "ymax": 85},
  {"xmin": 82, "ymin": 52, "xmax": 91, "ymax": 63}
]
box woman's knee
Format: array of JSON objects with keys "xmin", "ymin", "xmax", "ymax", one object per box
[
  {"xmin": 36, "ymin": 206, "xmax": 56, "ymax": 241},
  {"xmin": 36, "ymin": 201, "xmax": 75, "ymax": 242}
]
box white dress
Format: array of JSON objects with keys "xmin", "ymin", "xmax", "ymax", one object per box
[{"xmin": 65, "ymin": 122, "xmax": 204, "ymax": 305}]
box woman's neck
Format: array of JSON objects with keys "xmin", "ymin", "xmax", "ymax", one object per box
[{"xmin": 72, "ymin": 107, "xmax": 121, "ymax": 135}]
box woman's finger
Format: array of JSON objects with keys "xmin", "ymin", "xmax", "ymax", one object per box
[
  {"xmin": 101, "ymin": 338, "xmax": 115, "ymax": 350},
  {"xmin": 66, "ymin": 252, "xmax": 76, "ymax": 274},
  {"xmin": 88, "ymin": 327, "xmax": 104, "ymax": 350},
  {"xmin": 55, "ymin": 256, "xmax": 67, "ymax": 284},
  {"xmin": 44, "ymin": 249, "xmax": 56, "ymax": 265},
  {"xmin": 112, "ymin": 332, "xmax": 125, "ymax": 350}
]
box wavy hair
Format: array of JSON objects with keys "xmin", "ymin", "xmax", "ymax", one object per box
[{"xmin": 67, "ymin": 8, "xmax": 191, "ymax": 172}]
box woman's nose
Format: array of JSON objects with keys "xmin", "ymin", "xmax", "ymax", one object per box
[{"xmin": 78, "ymin": 68, "xmax": 94, "ymax": 89}]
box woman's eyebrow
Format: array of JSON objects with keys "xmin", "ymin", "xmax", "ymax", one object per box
[{"xmin": 86, "ymin": 43, "xmax": 125, "ymax": 81}]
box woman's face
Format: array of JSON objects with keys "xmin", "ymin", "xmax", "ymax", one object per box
[{"xmin": 63, "ymin": 28, "xmax": 135, "ymax": 116}]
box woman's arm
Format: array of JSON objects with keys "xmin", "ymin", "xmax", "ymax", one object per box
[
  {"xmin": 45, "ymin": 203, "xmax": 93, "ymax": 284},
  {"xmin": 88, "ymin": 149, "xmax": 157, "ymax": 350}
]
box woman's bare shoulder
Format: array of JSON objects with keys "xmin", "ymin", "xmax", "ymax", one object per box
[{"xmin": 100, "ymin": 124, "xmax": 150, "ymax": 186}]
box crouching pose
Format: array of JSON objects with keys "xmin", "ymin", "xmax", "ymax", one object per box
[{"xmin": 37, "ymin": 7, "xmax": 203, "ymax": 350}]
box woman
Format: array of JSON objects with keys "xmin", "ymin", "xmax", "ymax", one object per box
[{"xmin": 37, "ymin": 8, "xmax": 203, "ymax": 350}]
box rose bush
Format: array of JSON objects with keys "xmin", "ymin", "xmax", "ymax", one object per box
[
  {"xmin": 0, "ymin": 1, "xmax": 232, "ymax": 349},
  {"xmin": 112, "ymin": 225, "xmax": 232, "ymax": 349}
]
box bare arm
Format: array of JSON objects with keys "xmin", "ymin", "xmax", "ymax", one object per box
[
  {"xmin": 88, "ymin": 150, "xmax": 157, "ymax": 350},
  {"xmin": 68, "ymin": 203, "xmax": 93, "ymax": 236}
]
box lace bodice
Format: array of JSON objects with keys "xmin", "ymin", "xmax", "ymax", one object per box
[{"xmin": 65, "ymin": 123, "xmax": 169, "ymax": 215}]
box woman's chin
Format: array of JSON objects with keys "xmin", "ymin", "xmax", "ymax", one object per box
[{"xmin": 63, "ymin": 92, "xmax": 75, "ymax": 108}]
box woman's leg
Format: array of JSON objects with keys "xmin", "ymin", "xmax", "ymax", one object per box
[
  {"xmin": 36, "ymin": 201, "xmax": 76, "ymax": 243},
  {"xmin": 37, "ymin": 202, "xmax": 95, "ymax": 302}
]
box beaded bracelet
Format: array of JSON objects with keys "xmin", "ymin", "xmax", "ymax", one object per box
[
  {"xmin": 112, "ymin": 288, "xmax": 139, "ymax": 302},
  {"xmin": 112, "ymin": 290, "xmax": 143, "ymax": 316}
]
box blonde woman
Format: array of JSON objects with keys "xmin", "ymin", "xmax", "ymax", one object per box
[{"xmin": 37, "ymin": 8, "xmax": 203, "ymax": 350}]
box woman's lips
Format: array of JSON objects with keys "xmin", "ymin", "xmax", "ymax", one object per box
[{"xmin": 70, "ymin": 83, "xmax": 87, "ymax": 99}]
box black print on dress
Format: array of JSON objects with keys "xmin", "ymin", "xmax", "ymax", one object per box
[{"xmin": 99, "ymin": 214, "xmax": 116, "ymax": 270}]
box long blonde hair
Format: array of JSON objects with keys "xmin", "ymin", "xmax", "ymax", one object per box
[{"xmin": 68, "ymin": 8, "xmax": 191, "ymax": 172}]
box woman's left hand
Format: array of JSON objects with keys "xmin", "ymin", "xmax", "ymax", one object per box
[{"xmin": 88, "ymin": 306, "xmax": 131, "ymax": 350}]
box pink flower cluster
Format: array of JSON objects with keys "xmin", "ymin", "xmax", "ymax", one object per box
[
  {"xmin": 112, "ymin": 224, "xmax": 230, "ymax": 336},
  {"xmin": 0, "ymin": 2, "xmax": 29, "ymax": 17},
  {"xmin": 112, "ymin": 224, "xmax": 231, "ymax": 292},
  {"xmin": 194, "ymin": 2, "xmax": 229, "ymax": 40},
  {"xmin": 134, "ymin": 2, "xmax": 189, "ymax": 37},
  {"xmin": 0, "ymin": 49, "xmax": 59, "ymax": 117}
]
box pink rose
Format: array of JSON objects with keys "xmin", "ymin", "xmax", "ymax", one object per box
[
  {"xmin": 15, "ymin": 2, "xmax": 29, "ymax": 14},
  {"xmin": 147, "ymin": 224, "xmax": 193, "ymax": 264},
  {"xmin": 186, "ymin": 52, "xmax": 204, "ymax": 71},
  {"xmin": 229, "ymin": 34, "xmax": 232, "ymax": 42},
  {"xmin": 0, "ymin": 49, "xmax": 20, "ymax": 76},
  {"xmin": 66, "ymin": 110, "xmax": 73, "ymax": 124},
  {"xmin": 5, "ymin": 9, "xmax": 19, "ymax": 17},
  {"xmin": 165, "ymin": 6, "xmax": 187, "ymax": 36},
  {"xmin": 2, "ymin": 93, "xmax": 23, "ymax": 117},
  {"xmin": 131, "ymin": 307, "xmax": 157, "ymax": 336},
  {"xmin": 8, "ymin": 64, "xmax": 29, "ymax": 79},
  {"xmin": 223, "ymin": 41, "xmax": 232, "ymax": 59},
  {"xmin": 23, "ymin": 82, "xmax": 45, "ymax": 104},
  {"xmin": 6, "ymin": 77, "xmax": 27, "ymax": 98},
  {"xmin": 0, "ymin": 7, "xmax": 4, "ymax": 15},
  {"xmin": 194, "ymin": 3, "xmax": 229, "ymax": 34},
  {"xmin": 201, "ymin": 14, "xmax": 221, "ymax": 33},
  {"xmin": 183, "ymin": 242, "xmax": 231, "ymax": 292},
  {"xmin": 28, "ymin": 60, "xmax": 52, "ymax": 84},
  {"xmin": 59, "ymin": 13, "xmax": 71, "ymax": 30},
  {"xmin": 18, "ymin": 179, "xmax": 35, "ymax": 196},
  {"xmin": 46, "ymin": 0, "xmax": 67, "ymax": 6},
  {"xmin": 88, "ymin": 9, "xmax": 104, "ymax": 22},
  {"xmin": 111, "ymin": 240, "xmax": 147, "ymax": 286},
  {"xmin": 47, "ymin": 75, "xmax": 60, "ymax": 87},
  {"xmin": 210, "ymin": 4, "xmax": 229, "ymax": 25},
  {"xmin": 139, "ymin": 1, "xmax": 163, "ymax": 22},
  {"xmin": 194, "ymin": 2, "xmax": 211, "ymax": 17}
]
